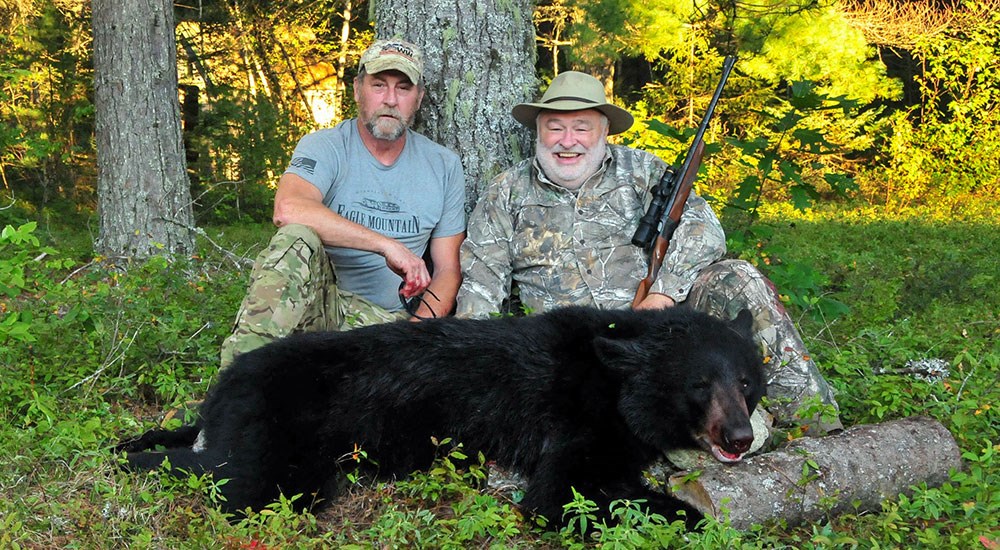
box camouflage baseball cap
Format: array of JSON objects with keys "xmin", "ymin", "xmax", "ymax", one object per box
[
  {"xmin": 512, "ymin": 71, "xmax": 634, "ymax": 135},
  {"xmin": 358, "ymin": 39, "xmax": 424, "ymax": 84}
]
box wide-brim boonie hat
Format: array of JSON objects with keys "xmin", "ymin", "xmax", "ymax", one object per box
[
  {"xmin": 512, "ymin": 71, "xmax": 634, "ymax": 135},
  {"xmin": 359, "ymin": 39, "xmax": 424, "ymax": 84}
]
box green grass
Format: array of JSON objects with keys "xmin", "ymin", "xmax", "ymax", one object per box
[{"xmin": 1, "ymin": 206, "xmax": 998, "ymax": 548}]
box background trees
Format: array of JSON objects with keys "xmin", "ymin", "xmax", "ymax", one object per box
[
  {"xmin": 0, "ymin": 0, "xmax": 997, "ymax": 236},
  {"xmin": 861, "ymin": 2, "xmax": 1000, "ymax": 214},
  {"xmin": 0, "ymin": 0, "xmax": 92, "ymax": 211}
]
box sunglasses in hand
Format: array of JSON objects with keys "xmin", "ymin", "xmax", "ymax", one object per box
[{"xmin": 398, "ymin": 282, "xmax": 439, "ymax": 320}]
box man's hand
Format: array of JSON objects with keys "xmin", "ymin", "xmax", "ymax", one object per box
[
  {"xmin": 404, "ymin": 233, "xmax": 463, "ymax": 321},
  {"xmin": 382, "ymin": 240, "xmax": 431, "ymax": 298},
  {"xmin": 634, "ymin": 292, "xmax": 675, "ymax": 310}
]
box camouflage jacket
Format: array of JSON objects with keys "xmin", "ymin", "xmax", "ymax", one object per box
[{"xmin": 456, "ymin": 144, "xmax": 726, "ymax": 318}]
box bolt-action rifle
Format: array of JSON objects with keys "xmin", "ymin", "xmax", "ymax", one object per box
[{"xmin": 631, "ymin": 56, "xmax": 736, "ymax": 308}]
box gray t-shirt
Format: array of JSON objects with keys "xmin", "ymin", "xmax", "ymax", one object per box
[{"xmin": 285, "ymin": 120, "xmax": 466, "ymax": 311}]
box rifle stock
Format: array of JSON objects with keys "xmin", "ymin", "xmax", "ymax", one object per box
[
  {"xmin": 631, "ymin": 56, "xmax": 735, "ymax": 308},
  {"xmin": 631, "ymin": 237, "xmax": 670, "ymax": 308}
]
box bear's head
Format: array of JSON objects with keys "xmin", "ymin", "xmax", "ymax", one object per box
[{"xmin": 594, "ymin": 309, "xmax": 766, "ymax": 463}]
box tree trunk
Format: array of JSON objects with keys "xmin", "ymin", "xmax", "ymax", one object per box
[
  {"xmin": 667, "ymin": 416, "xmax": 962, "ymax": 530},
  {"xmin": 374, "ymin": 0, "xmax": 537, "ymax": 209},
  {"xmin": 92, "ymin": 0, "xmax": 194, "ymax": 257},
  {"xmin": 334, "ymin": 0, "xmax": 353, "ymax": 122}
]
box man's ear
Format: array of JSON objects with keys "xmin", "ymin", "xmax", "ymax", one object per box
[
  {"xmin": 732, "ymin": 308, "xmax": 755, "ymax": 340},
  {"xmin": 354, "ymin": 76, "xmax": 363, "ymax": 103}
]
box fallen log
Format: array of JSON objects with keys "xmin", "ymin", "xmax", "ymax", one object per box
[{"xmin": 667, "ymin": 415, "xmax": 962, "ymax": 530}]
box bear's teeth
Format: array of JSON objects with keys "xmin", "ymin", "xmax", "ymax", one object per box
[{"xmin": 712, "ymin": 445, "xmax": 743, "ymax": 463}]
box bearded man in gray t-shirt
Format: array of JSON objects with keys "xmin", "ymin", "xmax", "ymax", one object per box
[{"xmin": 221, "ymin": 39, "xmax": 466, "ymax": 368}]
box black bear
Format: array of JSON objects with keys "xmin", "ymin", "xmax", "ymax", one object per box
[{"xmin": 117, "ymin": 306, "xmax": 765, "ymax": 525}]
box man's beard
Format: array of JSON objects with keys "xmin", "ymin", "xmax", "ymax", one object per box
[
  {"xmin": 536, "ymin": 138, "xmax": 607, "ymax": 189},
  {"xmin": 365, "ymin": 108, "xmax": 412, "ymax": 141}
]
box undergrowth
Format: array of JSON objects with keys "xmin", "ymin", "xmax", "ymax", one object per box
[{"xmin": 1, "ymin": 204, "xmax": 998, "ymax": 548}]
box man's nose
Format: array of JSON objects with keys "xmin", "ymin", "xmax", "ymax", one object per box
[
  {"xmin": 556, "ymin": 129, "xmax": 576, "ymax": 148},
  {"xmin": 383, "ymin": 85, "xmax": 399, "ymax": 105}
]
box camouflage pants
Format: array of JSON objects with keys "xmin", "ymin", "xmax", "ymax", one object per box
[
  {"xmin": 685, "ymin": 259, "xmax": 843, "ymax": 432},
  {"xmin": 220, "ymin": 224, "xmax": 406, "ymax": 368}
]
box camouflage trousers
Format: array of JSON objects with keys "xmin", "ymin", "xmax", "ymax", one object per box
[
  {"xmin": 220, "ymin": 224, "xmax": 406, "ymax": 368},
  {"xmin": 685, "ymin": 259, "xmax": 843, "ymax": 433}
]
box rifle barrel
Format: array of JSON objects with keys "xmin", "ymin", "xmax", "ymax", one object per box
[{"xmin": 659, "ymin": 55, "xmax": 735, "ymax": 239}]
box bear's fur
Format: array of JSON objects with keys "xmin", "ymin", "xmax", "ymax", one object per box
[{"xmin": 117, "ymin": 306, "xmax": 765, "ymax": 525}]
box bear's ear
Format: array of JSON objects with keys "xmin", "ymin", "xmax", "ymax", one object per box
[
  {"xmin": 592, "ymin": 336, "xmax": 644, "ymax": 375},
  {"xmin": 731, "ymin": 308, "xmax": 755, "ymax": 340}
]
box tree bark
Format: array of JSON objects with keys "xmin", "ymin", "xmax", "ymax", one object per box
[
  {"xmin": 92, "ymin": 0, "xmax": 195, "ymax": 257},
  {"xmin": 334, "ymin": 0, "xmax": 353, "ymax": 122},
  {"xmin": 374, "ymin": 0, "xmax": 537, "ymax": 209},
  {"xmin": 667, "ymin": 416, "xmax": 962, "ymax": 530}
]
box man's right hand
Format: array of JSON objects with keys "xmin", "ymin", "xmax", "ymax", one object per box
[
  {"xmin": 382, "ymin": 240, "xmax": 430, "ymax": 298},
  {"xmin": 634, "ymin": 292, "xmax": 676, "ymax": 310}
]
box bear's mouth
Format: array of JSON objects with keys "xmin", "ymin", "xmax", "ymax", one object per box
[
  {"xmin": 708, "ymin": 442, "xmax": 745, "ymax": 463},
  {"xmin": 698, "ymin": 436, "xmax": 747, "ymax": 463}
]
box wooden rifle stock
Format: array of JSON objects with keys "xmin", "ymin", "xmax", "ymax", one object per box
[
  {"xmin": 632, "ymin": 56, "xmax": 735, "ymax": 308},
  {"xmin": 631, "ymin": 142, "xmax": 704, "ymax": 308}
]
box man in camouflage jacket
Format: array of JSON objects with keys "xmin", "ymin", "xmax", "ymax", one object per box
[{"xmin": 456, "ymin": 71, "xmax": 841, "ymax": 433}]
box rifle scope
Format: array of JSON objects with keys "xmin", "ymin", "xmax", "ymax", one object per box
[{"xmin": 631, "ymin": 168, "xmax": 675, "ymax": 249}]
